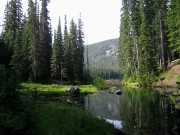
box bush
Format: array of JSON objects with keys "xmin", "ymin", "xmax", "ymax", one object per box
[
  {"xmin": 176, "ymin": 75, "xmax": 180, "ymax": 81},
  {"xmin": 0, "ymin": 65, "xmax": 20, "ymax": 110},
  {"xmin": 176, "ymin": 59, "xmax": 180, "ymax": 64},
  {"xmin": 127, "ymin": 76, "xmax": 136, "ymax": 83},
  {"xmin": 93, "ymin": 77, "xmax": 106, "ymax": 89}
]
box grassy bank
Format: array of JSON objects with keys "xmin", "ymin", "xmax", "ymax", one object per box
[
  {"xmin": 32, "ymin": 102, "xmax": 118, "ymax": 135},
  {"xmin": 155, "ymin": 65, "xmax": 180, "ymax": 88}
]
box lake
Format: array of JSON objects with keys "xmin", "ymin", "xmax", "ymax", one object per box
[{"xmin": 84, "ymin": 87, "xmax": 180, "ymax": 135}]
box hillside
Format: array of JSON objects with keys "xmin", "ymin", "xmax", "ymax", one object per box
[
  {"xmin": 155, "ymin": 64, "xmax": 180, "ymax": 87},
  {"xmin": 84, "ymin": 38, "xmax": 120, "ymax": 79}
]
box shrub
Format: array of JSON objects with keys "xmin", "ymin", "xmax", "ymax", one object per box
[
  {"xmin": 93, "ymin": 77, "xmax": 106, "ymax": 89},
  {"xmin": 176, "ymin": 75, "xmax": 180, "ymax": 81},
  {"xmin": 176, "ymin": 59, "xmax": 180, "ymax": 64}
]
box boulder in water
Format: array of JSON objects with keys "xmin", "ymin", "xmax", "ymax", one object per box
[
  {"xmin": 115, "ymin": 90, "xmax": 122, "ymax": 95},
  {"xmin": 66, "ymin": 86, "xmax": 81, "ymax": 96}
]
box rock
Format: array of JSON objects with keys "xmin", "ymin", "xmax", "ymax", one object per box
[
  {"xmin": 66, "ymin": 86, "xmax": 81, "ymax": 96},
  {"xmin": 115, "ymin": 90, "xmax": 122, "ymax": 95},
  {"xmin": 164, "ymin": 91, "xmax": 173, "ymax": 95},
  {"xmin": 175, "ymin": 99, "xmax": 180, "ymax": 103},
  {"xmin": 109, "ymin": 90, "xmax": 114, "ymax": 94}
]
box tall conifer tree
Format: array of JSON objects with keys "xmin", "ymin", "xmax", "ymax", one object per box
[
  {"xmin": 167, "ymin": 0, "xmax": 180, "ymax": 58},
  {"xmin": 39, "ymin": 0, "xmax": 52, "ymax": 83},
  {"xmin": 51, "ymin": 17, "xmax": 63, "ymax": 82},
  {"xmin": 77, "ymin": 14, "xmax": 85, "ymax": 83},
  {"xmin": 63, "ymin": 15, "xmax": 71, "ymax": 82},
  {"xmin": 21, "ymin": 14, "xmax": 31, "ymax": 81},
  {"xmin": 137, "ymin": 0, "xmax": 158, "ymax": 82},
  {"xmin": 69, "ymin": 19, "xmax": 78, "ymax": 83},
  {"xmin": 119, "ymin": 0, "xmax": 133, "ymax": 80},
  {"xmin": 2, "ymin": 0, "xmax": 23, "ymax": 78},
  {"xmin": 27, "ymin": 0, "xmax": 40, "ymax": 81},
  {"xmin": 130, "ymin": 0, "xmax": 141, "ymax": 69}
]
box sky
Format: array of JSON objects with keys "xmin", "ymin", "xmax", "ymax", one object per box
[{"xmin": 0, "ymin": 0, "xmax": 121, "ymax": 44}]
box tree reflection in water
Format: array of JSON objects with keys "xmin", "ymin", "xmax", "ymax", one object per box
[{"xmin": 85, "ymin": 88, "xmax": 180, "ymax": 135}]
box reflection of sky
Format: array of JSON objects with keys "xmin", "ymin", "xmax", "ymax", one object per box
[
  {"xmin": 85, "ymin": 92, "xmax": 121, "ymax": 121},
  {"xmin": 106, "ymin": 119, "xmax": 122, "ymax": 129}
]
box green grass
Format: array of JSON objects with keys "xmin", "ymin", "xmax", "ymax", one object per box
[
  {"xmin": 160, "ymin": 69, "xmax": 174, "ymax": 80},
  {"xmin": 166, "ymin": 69, "xmax": 174, "ymax": 80},
  {"xmin": 19, "ymin": 83, "xmax": 98, "ymax": 97},
  {"xmin": 79, "ymin": 85, "xmax": 98, "ymax": 93},
  {"xmin": 33, "ymin": 103, "xmax": 118, "ymax": 135},
  {"xmin": 176, "ymin": 75, "xmax": 180, "ymax": 81}
]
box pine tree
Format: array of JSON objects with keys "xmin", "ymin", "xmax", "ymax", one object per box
[
  {"xmin": 27, "ymin": 0, "xmax": 40, "ymax": 81},
  {"xmin": 119, "ymin": 0, "xmax": 133, "ymax": 80},
  {"xmin": 51, "ymin": 17, "xmax": 63, "ymax": 82},
  {"xmin": 2, "ymin": 0, "xmax": 24, "ymax": 78},
  {"xmin": 137, "ymin": 0, "xmax": 158, "ymax": 83},
  {"xmin": 154, "ymin": 0, "xmax": 172, "ymax": 72},
  {"xmin": 63, "ymin": 15, "xmax": 70, "ymax": 82},
  {"xmin": 118, "ymin": 0, "xmax": 179, "ymax": 83},
  {"xmin": 21, "ymin": 14, "xmax": 31, "ymax": 81},
  {"xmin": 167, "ymin": 0, "xmax": 180, "ymax": 58},
  {"xmin": 39, "ymin": 0, "xmax": 52, "ymax": 83},
  {"xmin": 77, "ymin": 13, "xmax": 85, "ymax": 83},
  {"xmin": 130, "ymin": 0, "xmax": 141, "ymax": 68},
  {"xmin": 84, "ymin": 44, "xmax": 92, "ymax": 84},
  {"xmin": 69, "ymin": 19, "xmax": 78, "ymax": 83}
]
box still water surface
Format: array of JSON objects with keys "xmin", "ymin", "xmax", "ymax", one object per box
[{"xmin": 84, "ymin": 87, "xmax": 180, "ymax": 135}]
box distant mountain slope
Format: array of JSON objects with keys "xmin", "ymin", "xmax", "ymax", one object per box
[
  {"xmin": 84, "ymin": 38, "xmax": 120, "ymax": 79},
  {"xmin": 84, "ymin": 38, "xmax": 119, "ymax": 67}
]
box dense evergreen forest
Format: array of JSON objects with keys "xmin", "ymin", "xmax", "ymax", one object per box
[
  {"xmin": 119, "ymin": 0, "xmax": 180, "ymax": 83},
  {"xmin": 84, "ymin": 38, "xmax": 121, "ymax": 79},
  {"xmin": 0, "ymin": 0, "xmax": 89, "ymax": 85},
  {"xmin": 0, "ymin": 0, "xmax": 180, "ymax": 134}
]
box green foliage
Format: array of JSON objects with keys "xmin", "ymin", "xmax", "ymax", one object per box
[
  {"xmin": 176, "ymin": 60, "xmax": 180, "ymax": 64},
  {"xmin": 167, "ymin": 0, "xmax": 180, "ymax": 57},
  {"xmin": 27, "ymin": 0, "xmax": 41, "ymax": 82},
  {"xmin": 33, "ymin": 103, "xmax": 116, "ymax": 135},
  {"xmin": 127, "ymin": 76, "xmax": 136, "ymax": 83},
  {"xmin": 63, "ymin": 16, "xmax": 86, "ymax": 84},
  {"xmin": 0, "ymin": 66, "xmax": 20, "ymax": 109},
  {"xmin": 39, "ymin": 0, "xmax": 52, "ymax": 83},
  {"xmin": 0, "ymin": 37, "xmax": 11, "ymax": 69},
  {"xmin": 118, "ymin": 0, "xmax": 175, "ymax": 83},
  {"xmin": 51, "ymin": 18, "xmax": 63, "ymax": 81},
  {"xmin": 176, "ymin": 75, "xmax": 180, "ymax": 81},
  {"xmin": 119, "ymin": 0, "xmax": 134, "ymax": 79},
  {"xmin": 1, "ymin": 0, "xmax": 87, "ymax": 84},
  {"xmin": 76, "ymin": 14, "xmax": 85, "ymax": 83},
  {"xmin": 93, "ymin": 77, "xmax": 106, "ymax": 89}
]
